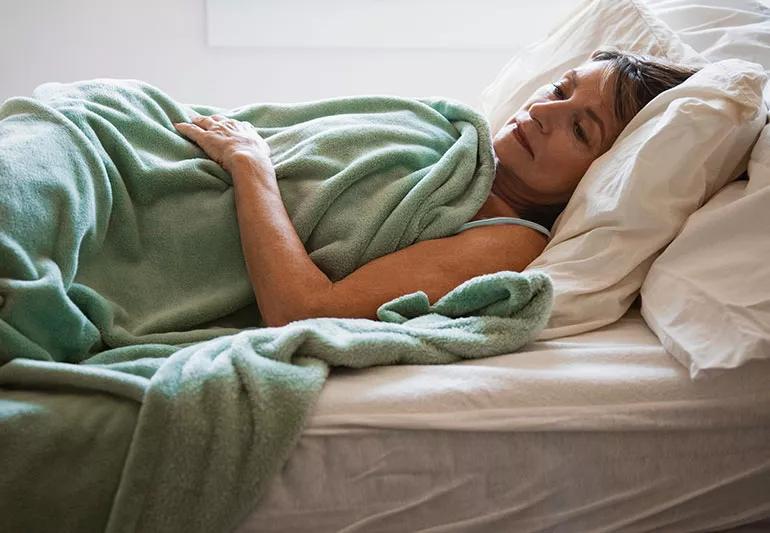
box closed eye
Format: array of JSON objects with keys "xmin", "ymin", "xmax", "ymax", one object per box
[
  {"xmin": 573, "ymin": 122, "xmax": 588, "ymax": 144},
  {"xmin": 551, "ymin": 82, "xmax": 566, "ymax": 99}
]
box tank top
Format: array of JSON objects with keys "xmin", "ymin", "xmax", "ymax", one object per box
[{"xmin": 453, "ymin": 216, "xmax": 551, "ymax": 239}]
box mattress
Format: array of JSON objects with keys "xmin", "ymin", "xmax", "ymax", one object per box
[{"xmin": 235, "ymin": 300, "xmax": 770, "ymax": 532}]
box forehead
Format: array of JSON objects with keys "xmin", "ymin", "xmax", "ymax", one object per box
[
  {"xmin": 569, "ymin": 61, "xmax": 622, "ymax": 142},
  {"xmin": 572, "ymin": 62, "xmax": 614, "ymax": 104}
]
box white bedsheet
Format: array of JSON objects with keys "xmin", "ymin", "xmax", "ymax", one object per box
[{"xmin": 235, "ymin": 302, "xmax": 770, "ymax": 532}]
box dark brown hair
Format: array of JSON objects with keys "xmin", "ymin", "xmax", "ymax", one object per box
[
  {"xmin": 522, "ymin": 48, "xmax": 702, "ymax": 233},
  {"xmin": 590, "ymin": 47, "xmax": 702, "ymax": 126}
]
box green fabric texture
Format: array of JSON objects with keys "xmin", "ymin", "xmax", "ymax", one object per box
[{"xmin": 0, "ymin": 79, "xmax": 553, "ymax": 533}]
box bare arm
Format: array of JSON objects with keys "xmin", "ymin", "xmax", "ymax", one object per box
[
  {"xmin": 174, "ymin": 113, "xmax": 333, "ymax": 327},
  {"xmin": 310, "ymin": 224, "xmax": 548, "ymax": 322},
  {"xmin": 231, "ymin": 156, "xmax": 548, "ymax": 326},
  {"xmin": 229, "ymin": 155, "xmax": 332, "ymax": 327},
  {"xmin": 173, "ymin": 114, "xmax": 547, "ymax": 327}
]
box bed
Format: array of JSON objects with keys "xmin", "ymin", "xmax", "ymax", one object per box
[
  {"xmin": 233, "ymin": 298, "xmax": 770, "ymax": 532},
  {"xmin": 2, "ymin": 1, "xmax": 769, "ymax": 532},
  {"xmin": 236, "ymin": 3, "xmax": 770, "ymax": 529}
]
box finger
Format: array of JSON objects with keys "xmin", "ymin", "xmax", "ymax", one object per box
[
  {"xmin": 191, "ymin": 115, "xmax": 216, "ymax": 129},
  {"xmin": 212, "ymin": 114, "xmax": 242, "ymax": 131},
  {"xmin": 173, "ymin": 121, "xmax": 205, "ymax": 138}
]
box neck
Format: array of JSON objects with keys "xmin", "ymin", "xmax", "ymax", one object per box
[{"xmin": 490, "ymin": 164, "xmax": 534, "ymax": 218}]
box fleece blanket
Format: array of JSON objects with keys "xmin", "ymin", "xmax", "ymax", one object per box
[{"xmin": 0, "ymin": 79, "xmax": 553, "ymax": 533}]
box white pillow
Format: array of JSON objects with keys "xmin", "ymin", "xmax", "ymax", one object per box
[
  {"xmin": 646, "ymin": 0, "xmax": 770, "ymax": 102},
  {"xmin": 480, "ymin": 0, "xmax": 705, "ymax": 136},
  {"xmin": 640, "ymin": 133, "xmax": 770, "ymax": 379},
  {"xmin": 631, "ymin": 1, "xmax": 770, "ymax": 380},
  {"xmin": 527, "ymin": 59, "xmax": 767, "ymax": 340},
  {"xmin": 646, "ymin": 0, "xmax": 770, "ymax": 65}
]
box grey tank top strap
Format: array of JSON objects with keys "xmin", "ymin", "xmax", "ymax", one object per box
[{"xmin": 453, "ymin": 216, "xmax": 551, "ymax": 239}]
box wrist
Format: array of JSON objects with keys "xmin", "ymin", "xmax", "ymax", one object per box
[{"xmin": 230, "ymin": 152, "xmax": 275, "ymax": 177}]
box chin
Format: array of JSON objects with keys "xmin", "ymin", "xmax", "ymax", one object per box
[{"xmin": 493, "ymin": 140, "xmax": 525, "ymax": 176}]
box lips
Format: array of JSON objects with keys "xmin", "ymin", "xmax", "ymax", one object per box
[{"xmin": 512, "ymin": 120, "xmax": 534, "ymax": 158}]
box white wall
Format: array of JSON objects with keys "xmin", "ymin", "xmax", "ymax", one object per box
[{"xmin": 1, "ymin": 0, "xmax": 576, "ymax": 111}]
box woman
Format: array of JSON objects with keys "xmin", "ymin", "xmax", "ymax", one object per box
[{"xmin": 174, "ymin": 49, "xmax": 700, "ymax": 328}]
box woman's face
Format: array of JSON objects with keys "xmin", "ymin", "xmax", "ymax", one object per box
[{"xmin": 492, "ymin": 60, "xmax": 624, "ymax": 205}]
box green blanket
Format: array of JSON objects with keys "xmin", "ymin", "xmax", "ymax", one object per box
[{"xmin": 0, "ymin": 79, "xmax": 553, "ymax": 533}]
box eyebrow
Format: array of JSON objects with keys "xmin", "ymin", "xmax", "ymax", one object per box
[{"xmin": 567, "ymin": 69, "xmax": 607, "ymax": 150}]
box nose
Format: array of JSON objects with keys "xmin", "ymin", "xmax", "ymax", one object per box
[{"xmin": 528, "ymin": 99, "xmax": 565, "ymax": 134}]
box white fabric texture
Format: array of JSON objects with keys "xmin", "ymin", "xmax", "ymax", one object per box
[
  {"xmin": 641, "ymin": 125, "xmax": 770, "ymax": 380},
  {"xmin": 646, "ymin": 0, "xmax": 770, "ymax": 67},
  {"xmin": 630, "ymin": 0, "xmax": 770, "ymax": 379},
  {"xmin": 528, "ymin": 58, "xmax": 766, "ymax": 340},
  {"xmin": 646, "ymin": 0, "xmax": 770, "ymax": 103},
  {"xmin": 236, "ymin": 306, "xmax": 770, "ymax": 532}
]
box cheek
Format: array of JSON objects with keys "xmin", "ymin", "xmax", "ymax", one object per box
[{"xmin": 537, "ymin": 136, "xmax": 594, "ymax": 194}]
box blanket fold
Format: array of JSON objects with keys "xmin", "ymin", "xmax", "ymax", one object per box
[{"xmin": 0, "ymin": 78, "xmax": 553, "ymax": 532}]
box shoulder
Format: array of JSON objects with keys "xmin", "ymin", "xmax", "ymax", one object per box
[
  {"xmin": 454, "ymin": 223, "xmax": 548, "ymax": 269},
  {"xmin": 454, "ymin": 224, "xmax": 549, "ymax": 255}
]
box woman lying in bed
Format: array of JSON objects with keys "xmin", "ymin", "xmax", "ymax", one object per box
[{"xmin": 174, "ymin": 49, "xmax": 699, "ymax": 327}]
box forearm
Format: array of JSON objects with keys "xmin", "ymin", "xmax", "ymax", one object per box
[{"xmin": 230, "ymin": 155, "xmax": 332, "ymax": 326}]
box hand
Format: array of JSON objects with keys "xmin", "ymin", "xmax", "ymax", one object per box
[{"xmin": 173, "ymin": 114, "xmax": 271, "ymax": 173}]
